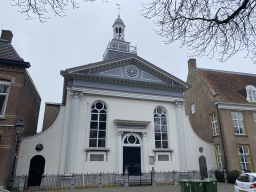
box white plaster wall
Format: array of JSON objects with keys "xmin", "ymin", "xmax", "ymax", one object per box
[
  {"xmin": 73, "ymin": 94, "xmax": 181, "ymax": 173},
  {"xmin": 16, "ymin": 106, "xmax": 66, "ymax": 176},
  {"xmin": 182, "ymin": 105, "xmax": 217, "ymax": 172},
  {"xmin": 16, "ymin": 90, "xmax": 217, "ymax": 176}
]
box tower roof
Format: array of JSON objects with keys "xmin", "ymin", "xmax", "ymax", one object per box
[{"xmin": 113, "ymin": 14, "xmax": 124, "ymax": 25}]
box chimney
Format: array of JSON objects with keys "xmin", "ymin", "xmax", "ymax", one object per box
[
  {"xmin": 188, "ymin": 58, "xmax": 197, "ymax": 71},
  {"xmin": 1, "ymin": 30, "xmax": 13, "ymax": 43}
]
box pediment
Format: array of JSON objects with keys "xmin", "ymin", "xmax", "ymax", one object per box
[{"xmin": 61, "ymin": 55, "xmax": 190, "ymax": 89}]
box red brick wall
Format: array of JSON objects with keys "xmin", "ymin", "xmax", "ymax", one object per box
[{"xmin": 0, "ymin": 64, "xmax": 41, "ymax": 188}]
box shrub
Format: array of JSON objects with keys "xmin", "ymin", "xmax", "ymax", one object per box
[
  {"xmin": 214, "ymin": 170, "xmax": 225, "ymax": 182},
  {"xmin": 227, "ymin": 170, "xmax": 241, "ymax": 184}
]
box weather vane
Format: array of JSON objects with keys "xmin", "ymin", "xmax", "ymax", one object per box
[{"xmin": 116, "ymin": 3, "xmax": 122, "ymax": 15}]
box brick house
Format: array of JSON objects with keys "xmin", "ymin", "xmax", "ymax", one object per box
[
  {"xmin": 0, "ymin": 30, "xmax": 41, "ymax": 189},
  {"xmin": 185, "ymin": 58, "xmax": 256, "ymax": 172}
]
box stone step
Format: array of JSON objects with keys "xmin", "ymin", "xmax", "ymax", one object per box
[{"xmin": 24, "ymin": 186, "xmax": 40, "ymax": 192}]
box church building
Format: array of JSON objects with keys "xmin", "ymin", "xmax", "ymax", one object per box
[{"xmin": 15, "ymin": 15, "xmax": 216, "ymax": 185}]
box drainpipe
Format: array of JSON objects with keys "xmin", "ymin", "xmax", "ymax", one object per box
[{"xmin": 216, "ymin": 103, "xmax": 228, "ymax": 172}]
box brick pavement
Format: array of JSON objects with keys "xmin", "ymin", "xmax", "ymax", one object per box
[{"xmin": 44, "ymin": 182, "xmax": 235, "ymax": 192}]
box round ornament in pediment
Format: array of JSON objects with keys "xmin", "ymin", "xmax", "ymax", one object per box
[{"xmin": 125, "ymin": 65, "xmax": 139, "ymax": 78}]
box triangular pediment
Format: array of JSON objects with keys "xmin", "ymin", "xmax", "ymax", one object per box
[{"xmin": 61, "ymin": 55, "xmax": 190, "ymax": 89}]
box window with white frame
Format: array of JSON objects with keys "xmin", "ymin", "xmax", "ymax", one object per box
[
  {"xmin": 211, "ymin": 113, "xmax": 219, "ymax": 136},
  {"xmin": 237, "ymin": 145, "xmax": 252, "ymax": 172},
  {"xmin": 246, "ymin": 85, "xmax": 256, "ymax": 102},
  {"xmin": 89, "ymin": 102, "xmax": 107, "ymax": 148},
  {"xmin": 215, "ymin": 145, "xmax": 223, "ymax": 170},
  {"xmin": 231, "ymin": 112, "xmax": 245, "ymax": 134},
  {"xmin": 253, "ymin": 113, "xmax": 256, "ymax": 125},
  {"xmin": 154, "ymin": 106, "xmax": 168, "ymax": 148},
  {"xmin": 0, "ymin": 81, "xmax": 10, "ymax": 116},
  {"xmin": 191, "ymin": 104, "xmax": 195, "ymax": 114}
]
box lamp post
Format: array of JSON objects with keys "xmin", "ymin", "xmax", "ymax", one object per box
[{"xmin": 8, "ymin": 119, "xmax": 25, "ymax": 191}]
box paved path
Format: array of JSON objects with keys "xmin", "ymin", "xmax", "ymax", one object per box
[{"xmin": 45, "ymin": 182, "xmax": 234, "ymax": 192}]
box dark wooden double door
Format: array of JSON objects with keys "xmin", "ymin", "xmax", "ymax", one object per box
[{"xmin": 123, "ymin": 147, "xmax": 141, "ymax": 175}]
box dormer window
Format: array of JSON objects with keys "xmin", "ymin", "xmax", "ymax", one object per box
[{"xmin": 246, "ymin": 85, "xmax": 256, "ymax": 102}]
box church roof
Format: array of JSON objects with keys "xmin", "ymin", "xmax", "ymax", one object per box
[{"xmin": 113, "ymin": 15, "xmax": 124, "ymax": 25}]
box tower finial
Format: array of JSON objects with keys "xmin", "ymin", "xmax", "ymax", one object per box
[{"xmin": 116, "ymin": 3, "xmax": 122, "ymax": 16}]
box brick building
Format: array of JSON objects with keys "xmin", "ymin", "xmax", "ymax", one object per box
[
  {"xmin": 0, "ymin": 30, "xmax": 41, "ymax": 189},
  {"xmin": 185, "ymin": 59, "xmax": 256, "ymax": 172}
]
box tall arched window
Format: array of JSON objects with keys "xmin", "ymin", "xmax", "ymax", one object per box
[
  {"xmin": 89, "ymin": 102, "xmax": 107, "ymax": 148},
  {"xmin": 154, "ymin": 106, "xmax": 168, "ymax": 148}
]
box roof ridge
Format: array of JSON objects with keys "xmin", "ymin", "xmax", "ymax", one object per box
[{"xmin": 197, "ymin": 68, "xmax": 256, "ymax": 77}]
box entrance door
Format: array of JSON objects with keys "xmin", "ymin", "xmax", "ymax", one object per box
[
  {"xmin": 123, "ymin": 147, "xmax": 141, "ymax": 175},
  {"xmin": 199, "ymin": 156, "xmax": 208, "ymax": 179},
  {"xmin": 28, "ymin": 155, "xmax": 45, "ymax": 186}
]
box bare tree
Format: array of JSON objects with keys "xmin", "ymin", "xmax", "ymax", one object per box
[
  {"xmin": 10, "ymin": 0, "xmax": 108, "ymax": 22},
  {"xmin": 142, "ymin": 0, "xmax": 256, "ymax": 62}
]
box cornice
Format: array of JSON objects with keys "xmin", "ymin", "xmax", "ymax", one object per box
[
  {"xmin": 67, "ymin": 73, "xmax": 185, "ymax": 91},
  {"xmin": 215, "ymin": 101, "xmax": 256, "ymax": 111},
  {"xmin": 70, "ymin": 86, "xmax": 184, "ymax": 102},
  {"xmin": 114, "ymin": 119, "xmax": 151, "ymax": 126}
]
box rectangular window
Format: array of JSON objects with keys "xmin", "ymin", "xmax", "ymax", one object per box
[
  {"xmin": 0, "ymin": 82, "xmax": 10, "ymax": 116},
  {"xmin": 248, "ymin": 90, "xmax": 256, "ymax": 102},
  {"xmin": 191, "ymin": 104, "xmax": 195, "ymax": 114},
  {"xmin": 237, "ymin": 145, "xmax": 252, "ymax": 172},
  {"xmin": 214, "ymin": 145, "xmax": 223, "ymax": 170},
  {"xmin": 231, "ymin": 112, "xmax": 245, "ymax": 134},
  {"xmin": 211, "ymin": 113, "xmax": 219, "ymax": 136},
  {"xmin": 253, "ymin": 113, "xmax": 256, "ymax": 125},
  {"xmin": 90, "ymin": 154, "xmax": 104, "ymax": 161},
  {"xmin": 158, "ymin": 154, "xmax": 169, "ymax": 161}
]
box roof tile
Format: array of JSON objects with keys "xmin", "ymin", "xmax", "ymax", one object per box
[
  {"xmin": 0, "ymin": 39, "xmax": 23, "ymax": 61},
  {"xmin": 196, "ymin": 69, "xmax": 256, "ymax": 103}
]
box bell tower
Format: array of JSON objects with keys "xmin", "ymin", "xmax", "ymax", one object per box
[
  {"xmin": 103, "ymin": 15, "xmax": 137, "ymax": 61},
  {"xmin": 113, "ymin": 14, "xmax": 125, "ymax": 41}
]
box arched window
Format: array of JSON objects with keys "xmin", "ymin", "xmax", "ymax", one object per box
[
  {"xmin": 154, "ymin": 106, "xmax": 168, "ymax": 148},
  {"xmin": 89, "ymin": 102, "xmax": 107, "ymax": 148}
]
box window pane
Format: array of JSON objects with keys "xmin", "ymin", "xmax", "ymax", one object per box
[
  {"xmin": 232, "ymin": 112, "xmax": 237, "ymax": 119},
  {"xmin": 154, "ymin": 118, "xmax": 160, "ymax": 124},
  {"xmin": 161, "ymin": 118, "xmax": 167, "ymax": 125},
  {"xmin": 96, "ymin": 102, "xmax": 103, "ymax": 109},
  {"xmin": 155, "ymin": 125, "xmax": 160, "ymax": 132},
  {"xmin": 98, "ymin": 131, "xmax": 106, "ymax": 138},
  {"xmin": 162, "ymin": 133, "xmax": 168, "ymax": 140},
  {"xmin": 91, "ymin": 114, "xmax": 98, "ymax": 120},
  {"xmin": 244, "ymin": 146, "xmax": 249, "ymax": 153},
  {"xmin": 90, "ymin": 130, "xmax": 97, "ymax": 138},
  {"xmin": 155, "ymin": 133, "xmax": 161, "ymax": 140},
  {"xmin": 162, "ymin": 141, "xmax": 168, "ymax": 148},
  {"xmin": 98, "ymin": 139, "xmax": 105, "ymax": 147},
  {"xmin": 100, "ymin": 110, "xmax": 106, "ymax": 114},
  {"xmin": 89, "ymin": 139, "xmax": 97, "ymax": 147},
  {"xmin": 99, "ymin": 122, "xmax": 106, "ymax": 130},
  {"xmin": 99, "ymin": 114, "xmax": 106, "ymax": 121},
  {"xmin": 0, "ymin": 85, "xmax": 8, "ymax": 93},
  {"xmin": 91, "ymin": 109, "xmax": 98, "ymax": 113},
  {"xmin": 0, "ymin": 95, "xmax": 5, "ymax": 115},
  {"xmin": 90, "ymin": 122, "xmax": 98, "ymax": 129},
  {"xmin": 162, "ymin": 126, "xmax": 167, "ymax": 132},
  {"xmin": 155, "ymin": 141, "xmax": 161, "ymax": 148},
  {"xmin": 157, "ymin": 107, "xmax": 163, "ymax": 114}
]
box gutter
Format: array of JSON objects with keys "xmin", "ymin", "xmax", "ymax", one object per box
[{"xmin": 216, "ymin": 103, "xmax": 228, "ymax": 172}]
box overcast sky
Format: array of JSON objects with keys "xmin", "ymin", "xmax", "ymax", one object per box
[{"xmin": 1, "ymin": 0, "xmax": 255, "ymax": 133}]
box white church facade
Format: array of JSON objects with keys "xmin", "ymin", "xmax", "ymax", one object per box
[{"xmin": 15, "ymin": 15, "xmax": 216, "ymax": 184}]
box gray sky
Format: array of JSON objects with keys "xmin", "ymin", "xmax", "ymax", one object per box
[{"xmin": 1, "ymin": 0, "xmax": 255, "ymax": 133}]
